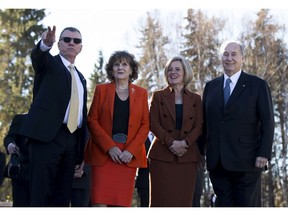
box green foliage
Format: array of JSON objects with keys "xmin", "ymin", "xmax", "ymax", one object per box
[
  {"xmin": 0, "ymin": 8, "xmax": 46, "ymax": 202},
  {"xmin": 88, "ymin": 50, "xmax": 106, "ymax": 106},
  {"xmin": 240, "ymin": 9, "xmax": 288, "ymax": 206},
  {"xmin": 181, "ymin": 9, "xmax": 225, "ymax": 93}
]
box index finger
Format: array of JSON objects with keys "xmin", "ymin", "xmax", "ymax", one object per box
[{"xmin": 47, "ymin": 25, "xmax": 56, "ymax": 34}]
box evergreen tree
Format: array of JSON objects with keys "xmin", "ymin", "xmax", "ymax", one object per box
[
  {"xmin": 180, "ymin": 9, "xmax": 226, "ymax": 206},
  {"xmin": 181, "ymin": 9, "xmax": 226, "ymax": 93},
  {"xmin": 136, "ymin": 11, "xmax": 169, "ymax": 98},
  {"xmin": 0, "ymin": 9, "xmax": 46, "ymax": 144},
  {"xmin": 240, "ymin": 9, "xmax": 288, "ymax": 206},
  {"xmin": 0, "ymin": 8, "xmax": 46, "ymax": 202},
  {"xmin": 88, "ymin": 50, "xmax": 106, "ymax": 106}
]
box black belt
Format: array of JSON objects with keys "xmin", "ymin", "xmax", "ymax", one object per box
[{"xmin": 112, "ymin": 133, "xmax": 127, "ymax": 143}]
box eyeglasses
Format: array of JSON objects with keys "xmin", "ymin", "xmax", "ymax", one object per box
[{"xmin": 60, "ymin": 37, "xmax": 82, "ymax": 44}]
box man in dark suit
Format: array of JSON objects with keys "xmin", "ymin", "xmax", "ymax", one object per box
[
  {"xmin": 71, "ymin": 128, "xmax": 91, "ymax": 207},
  {"xmin": 200, "ymin": 40, "xmax": 274, "ymax": 207},
  {"xmin": 71, "ymin": 163, "xmax": 91, "ymax": 207},
  {"xmin": 135, "ymin": 132, "xmax": 153, "ymax": 207},
  {"xmin": 4, "ymin": 114, "xmax": 30, "ymax": 207},
  {"xmin": 20, "ymin": 26, "xmax": 87, "ymax": 206}
]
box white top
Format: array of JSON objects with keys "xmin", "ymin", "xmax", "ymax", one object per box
[{"xmin": 223, "ymin": 70, "xmax": 241, "ymax": 95}]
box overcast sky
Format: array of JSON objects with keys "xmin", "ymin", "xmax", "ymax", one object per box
[{"xmin": 1, "ymin": 0, "xmax": 287, "ymax": 87}]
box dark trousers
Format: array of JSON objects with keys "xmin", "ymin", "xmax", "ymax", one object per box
[
  {"xmin": 192, "ymin": 169, "xmax": 204, "ymax": 207},
  {"xmin": 137, "ymin": 187, "xmax": 149, "ymax": 207},
  {"xmin": 135, "ymin": 167, "xmax": 150, "ymax": 207},
  {"xmin": 12, "ymin": 179, "xmax": 30, "ymax": 207},
  {"xmin": 29, "ymin": 125, "xmax": 78, "ymax": 207},
  {"xmin": 209, "ymin": 162, "xmax": 261, "ymax": 207},
  {"xmin": 70, "ymin": 188, "xmax": 91, "ymax": 207}
]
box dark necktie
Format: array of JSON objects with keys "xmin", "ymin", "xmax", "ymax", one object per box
[
  {"xmin": 223, "ymin": 78, "xmax": 232, "ymax": 105},
  {"xmin": 67, "ymin": 64, "xmax": 79, "ymax": 133}
]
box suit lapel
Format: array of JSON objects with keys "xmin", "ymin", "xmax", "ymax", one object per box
[
  {"xmin": 163, "ymin": 87, "xmax": 176, "ymax": 122},
  {"xmin": 74, "ymin": 66, "xmax": 86, "ymax": 87},
  {"xmin": 56, "ymin": 55, "xmax": 71, "ymax": 90},
  {"xmin": 129, "ymin": 83, "xmax": 136, "ymax": 117},
  {"xmin": 216, "ymin": 75, "xmax": 225, "ymax": 109},
  {"xmin": 107, "ymin": 82, "xmax": 116, "ymax": 121},
  {"xmin": 182, "ymin": 89, "xmax": 193, "ymax": 123},
  {"xmin": 226, "ymin": 71, "xmax": 248, "ymax": 107}
]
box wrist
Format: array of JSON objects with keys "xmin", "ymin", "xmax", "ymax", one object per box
[{"xmin": 8, "ymin": 142, "xmax": 14, "ymax": 147}]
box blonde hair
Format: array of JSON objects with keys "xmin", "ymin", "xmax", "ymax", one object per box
[{"xmin": 164, "ymin": 55, "xmax": 193, "ymax": 87}]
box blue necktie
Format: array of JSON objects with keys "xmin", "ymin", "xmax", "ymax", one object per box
[{"xmin": 224, "ymin": 78, "xmax": 232, "ymax": 105}]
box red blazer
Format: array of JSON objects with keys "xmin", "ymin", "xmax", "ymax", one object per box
[{"xmin": 84, "ymin": 82, "xmax": 149, "ymax": 168}]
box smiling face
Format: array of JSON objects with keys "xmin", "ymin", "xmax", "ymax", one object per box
[
  {"xmin": 167, "ymin": 60, "xmax": 184, "ymax": 86},
  {"xmin": 221, "ymin": 42, "xmax": 243, "ymax": 76}
]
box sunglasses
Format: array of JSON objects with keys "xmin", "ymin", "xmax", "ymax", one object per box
[{"xmin": 60, "ymin": 37, "xmax": 82, "ymax": 44}]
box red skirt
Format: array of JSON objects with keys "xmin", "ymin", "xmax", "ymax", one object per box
[{"xmin": 91, "ymin": 143, "xmax": 137, "ymax": 207}]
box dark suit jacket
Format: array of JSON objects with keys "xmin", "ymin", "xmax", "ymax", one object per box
[
  {"xmin": 201, "ymin": 71, "xmax": 274, "ymax": 172},
  {"xmin": 148, "ymin": 86, "xmax": 203, "ymax": 163},
  {"xmin": 4, "ymin": 114, "xmax": 29, "ymax": 180},
  {"xmin": 84, "ymin": 82, "xmax": 149, "ymax": 168},
  {"xmin": 20, "ymin": 41, "xmax": 87, "ymax": 164}
]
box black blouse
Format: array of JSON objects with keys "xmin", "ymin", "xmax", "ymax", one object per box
[
  {"xmin": 175, "ymin": 104, "xmax": 183, "ymax": 130},
  {"xmin": 112, "ymin": 93, "xmax": 129, "ymax": 135}
]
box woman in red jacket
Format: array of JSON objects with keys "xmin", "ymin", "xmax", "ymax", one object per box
[{"xmin": 84, "ymin": 51, "xmax": 149, "ymax": 207}]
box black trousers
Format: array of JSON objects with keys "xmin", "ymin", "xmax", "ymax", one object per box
[
  {"xmin": 70, "ymin": 188, "xmax": 91, "ymax": 207},
  {"xmin": 209, "ymin": 162, "xmax": 261, "ymax": 207},
  {"xmin": 137, "ymin": 187, "xmax": 149, "ymax": 207},
  {"xmin": 12, "ymin": 178, "xmax": 30, "ymax": 207},
  {"xmin": 29, "ymin": 125, "xmax": 78, "ymax": 207}
]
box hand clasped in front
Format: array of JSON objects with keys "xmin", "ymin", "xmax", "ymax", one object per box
[{"xmin": 109, "ymin": 146, "xmax": 133, "ymax": 164}]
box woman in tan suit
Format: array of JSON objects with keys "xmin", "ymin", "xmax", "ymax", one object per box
[
  {"xmin": 84, "ymin": 51, "xmax": 149, "ymax": 207},
  {"xmin": 148, "ymin": 55, "xmax": 203, "ymax": 207}
]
